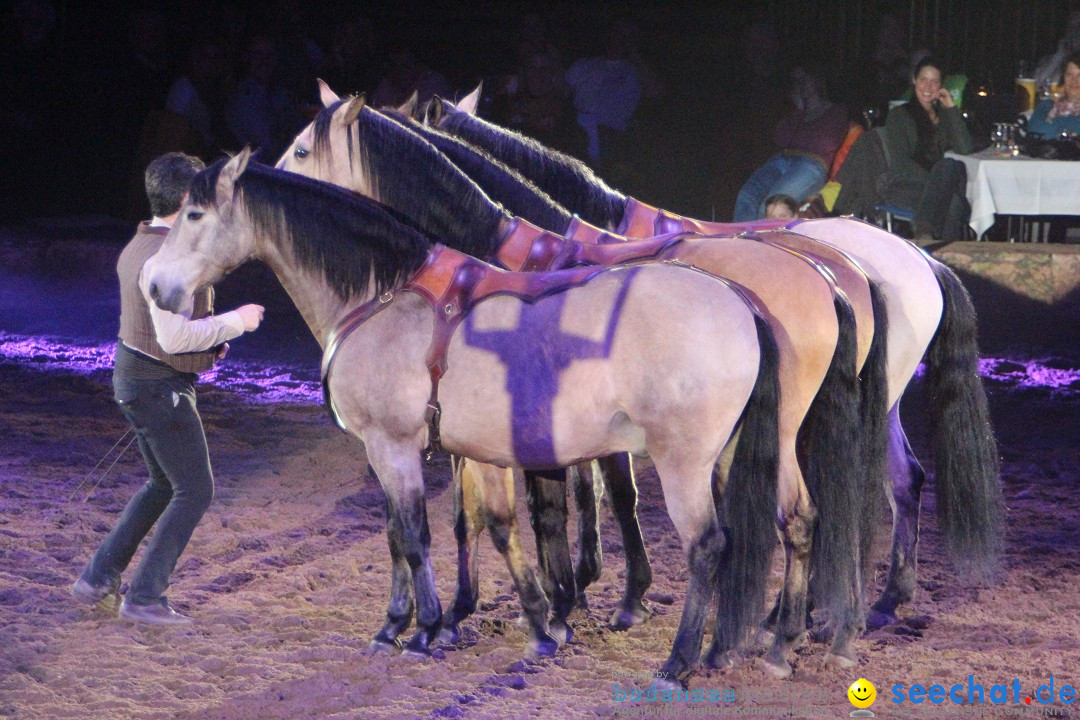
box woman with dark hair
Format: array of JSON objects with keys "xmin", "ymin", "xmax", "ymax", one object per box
[
  {"xmin": 1028, "ymin": 51, "xmax": 1080, "ymax": 139},
  {"xmin": 883, "ymin": 56, "xmax": 973, "ymax": 243}
]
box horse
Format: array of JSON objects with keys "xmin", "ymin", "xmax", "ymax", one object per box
[
  {"xmin": 278, "ymin": 87, "xmax": 870, "ymax": 675},
  {"xmin": 142, "ymin": 151, "xmax": 782, "ymax": 685},
  {"xmin": 431, "ymin": 87, "xmax": 1003, "ymax": 630}
]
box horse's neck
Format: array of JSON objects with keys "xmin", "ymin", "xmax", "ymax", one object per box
[{"xmin": 258, "ymin": 245, "xmax": 355, "ymax": 349}]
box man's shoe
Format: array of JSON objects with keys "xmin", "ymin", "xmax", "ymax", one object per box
[
  {"xmin": 71, "ymin": 578, "xmax": 120, "ymax": 613},
  {"xmin": 120, "ymin": 598, "xmax": 193, "ymax": 626}
]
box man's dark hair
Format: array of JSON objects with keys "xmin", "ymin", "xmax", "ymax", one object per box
[{"xmin": 145, "ymin": 152, "xmax": 205, "ymax": 217}]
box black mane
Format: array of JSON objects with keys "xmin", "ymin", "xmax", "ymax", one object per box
[
  {"xmin": 439, "ymin": 109, "xmax": 629, "ymax": 229},
  {"xmin": 381, "ymin": 109, "xmax": 574, "ymax": 235},
  {"xmin": 312, "ymin": 101, "xmax": 509, "ymax": 259},
  {"xmin": 190, "ymin": 159, "xmax": 430, "ymax": 301}
]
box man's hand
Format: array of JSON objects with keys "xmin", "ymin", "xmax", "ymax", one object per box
[
  {"xmin": 216, "ymin": 342, "xmax": 230, "ymax": 360},
  {"xmin": 236, "ymin": 304, "xmax": 265, "ymax": 332}
]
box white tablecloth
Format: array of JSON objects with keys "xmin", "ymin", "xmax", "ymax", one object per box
[{"xmin": 947, "ymin": 149, "xmax": 1080, "ymax": 238}]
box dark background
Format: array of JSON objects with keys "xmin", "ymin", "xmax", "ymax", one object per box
[{"xmin": 3, "ymin": 0, "xmax": 1080, "ymax": 226}]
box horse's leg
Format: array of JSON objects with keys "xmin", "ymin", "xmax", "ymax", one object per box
[
  {"xmin": 572, "ymin": 461, "xmax": 603, "ymax": 606},
  {"xmin": 371, "ymin": 491, "xmax": 414, "ymax": 651},
  {"xmin": 368, "ymin": 440, "xmax": 442, "ymax": 656},
  {"xmin": 867, "ymin": 405, "xmax": 925, "ymax": 629},
  {"xmin": 761, "ymin": 483, "xmax": 816, "ymax": 679},
  {"xmin": 479, "ymin": 463, "xmax": 561, "ymax": 657},
  {"xmin": 652, "ymin": 457, "xmax": 723, "ymax": 686},
  {"xmin": 438, "ymin": 456, "xmax": 486, "ymax": 644},
  {"xmin": 599, "ymin": 453, "xmax": 653, "ymax": 629},
  {"xmin": 524, "ymin": 469, "xmax": 576, "ymax": 641}
]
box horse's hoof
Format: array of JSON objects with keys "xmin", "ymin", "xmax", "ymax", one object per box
[
  {"xmin": 609, "ymin": 600, "xmax": 650, "ymax": 630},
  {"xmin": 574, "ymin": 593, "xmax": 589, "ymax": 611},
  {"xmin": 824, "ymin": 652, "xmax": 857, "ymax": 671},
  {"xmin": 550, "ymin": 619, "xmax": 573, "ymax": 646},
  {"xmin": 402, "ymin": 632, "xmax": 434, "ymax": 657},
  {"xmin": 368, "ymin": 637, "xmax": 402, "ymax": 655},
  {"xmin": 527, "ymin": 636, "xmax": 559, "ymax": 659},
  {"xmin": 436, "ymin": 626, "xmax": 460, "ymax": 645},
  {"xmin": 761, "ymin": 655, "xmax": 793, "ymax": 679},
  {"xmin": 703, "ymin": 647, "xmax": 737, "ymax": 671},
  {"xmin": 865, "ymin": 608, "xmax": 897, "ymax": 631}
]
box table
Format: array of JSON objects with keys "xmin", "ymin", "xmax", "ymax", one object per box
[{"xmin": 946, "ymin": 149, "xmax": 1080, "ymax": 240}]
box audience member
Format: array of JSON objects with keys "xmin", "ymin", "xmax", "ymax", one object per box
[
  {"xmin": 764, "ymin": 194, "xmax": 798, "ymax": 219},
  {"xmin": 1034, "ymin": 11, "xmax": 1080, "ymax": 90},
  {"xmin": 565, "ymin": 18, "xmax": 646, "ymax": 165},
  {"xmin": 226, "ymin": 34, "xmax": 300, "ymax": 158},
  {"xmin": 165, "ymin": 36, "xmax": 234, "ymax": 157},
  {"xmin": 371, "ymin": 44, "xmax": 451, "ymax": 109},
  {"xmin": 1028, "ymin": 51, "xmax": 1080, "ymax": 139},
  {"xmin": 324, "ymin": 17, "xmax": 379, "ymax": 97},
  {"xmin": 733, "ymin": 66, "xmax": 848, "ymax": 221},
  {"xmin": 882, "ymin": 56, "xmax": 973, "ymax": 244},
  {"xmin": 0, "ymin": 0, "xmax": 64, "ymax": 218}
]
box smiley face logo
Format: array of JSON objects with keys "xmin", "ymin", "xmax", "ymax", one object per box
[{"xmin": 848, "ymin": 678, "xmax": 877, "ymax": 710}]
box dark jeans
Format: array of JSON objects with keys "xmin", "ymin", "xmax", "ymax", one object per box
[
  {"xmin": 884, "ymin": 158, "xmax": 970, "ymax": 242},
  {"xmin": 81, "ymin": 369, "xmax": 214, "ymax": 606}
]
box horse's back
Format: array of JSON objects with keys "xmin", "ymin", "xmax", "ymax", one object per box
[
  {"xmin": 788, "ymin": 217, "xmax": 943, "ymax": 403},
  {"xmin": 439, "ymin": 263, "xmax": 761, "ymax": 467}
]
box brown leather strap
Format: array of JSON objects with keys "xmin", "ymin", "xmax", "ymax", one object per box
[
  {"xmin": 321, "ymin": 243, "xmax": 625, "ymax": 451},
  {"xmin": 321, "ymin": 289, "xmax": 397, "ymax": 431}
]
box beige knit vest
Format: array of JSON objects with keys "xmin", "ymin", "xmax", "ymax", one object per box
[{"xmin": 117, "ymin": 223, "xmax": 216, "ymax": 374}]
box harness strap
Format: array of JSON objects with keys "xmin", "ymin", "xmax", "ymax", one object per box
[
  {"xmin": 320, "ymin": 290, "xmax": 396, "ymax": 431},
  {"xmin": 322, "ymin": 244, "xmax": 619, "ymax": 454}
]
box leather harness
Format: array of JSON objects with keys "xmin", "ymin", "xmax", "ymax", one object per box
[{"xmin": 321, "ymin": 245, "xmax": 615, "ymax": 451}]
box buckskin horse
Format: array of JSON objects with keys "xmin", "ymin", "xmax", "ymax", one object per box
[
  {"xmin": 430, "ymin": 87, "xmax": 1003, "ymax": 631},
  {"xmin": 142, "ymin": 152, "xmax": 781, "ymax": 685},
  {"xmin": 278, "ymin": 88, "xmax": 871, "ymax": 675}
]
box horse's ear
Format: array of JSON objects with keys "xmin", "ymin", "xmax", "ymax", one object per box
[
  {"xmin": 317, "ymin": 78, "xmax": 340, "ymax": 108},
  {"xmin": 217, "ymin": 147, "xmax": 253, "ymax": 202},
  {"xmin": 342, "ymin": 93, "xmax": 366, "ymax": 125},
  {"xmin": 457, "ymin": 83, "xmax": 482, "ymax": 116},
  {"xmin": 397, "ymin": 91, "xmax": 420, "ymax": 119},
  {"xmin": 425, "ymin": 96, "xmax": 446, "ymax": 126}
]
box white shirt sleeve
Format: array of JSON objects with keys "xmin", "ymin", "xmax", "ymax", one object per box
[{"xmin": 138, "ymin": 267, "xmax": 246, "ymax": 354}]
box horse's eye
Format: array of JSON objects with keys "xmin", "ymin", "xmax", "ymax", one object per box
[
  {"xmin": 187, "ymin": 211, "xmax": 204, "ymax": 221},
  {"xmin": 294, "ymin": 146, "xmax": 309, "ymax": 159}
]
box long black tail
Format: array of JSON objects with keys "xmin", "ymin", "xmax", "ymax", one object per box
[
  {"xmin": 714, "ymin": 313, "xmax": 781, "ymax": 648},
  {"xmin": 857, "ymin": 281, "xmax": 891, "ymax": 580},
  {"xmin": 803, "ymin": 293, "xmax": 862, "ymax": 616},
  {"xmin": 925, "ymin": 261, "xmax": 1003, "ymax": 579}
]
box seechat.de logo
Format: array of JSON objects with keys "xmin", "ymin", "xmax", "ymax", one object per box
[{"xmin": 848, "ymin": 678, "xmax": 877, "ymax": 717}]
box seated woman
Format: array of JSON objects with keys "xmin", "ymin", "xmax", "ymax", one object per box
[
  {"xmin": 1028, "ymin": 51, "xmax": 1080, "ymax": 139},
  {"xmin": 883, "ymin": 56, "xmax": 973, "ymax": 244},
  {"xmin": 733, "ymin": 66, "xmax": 848, "ymax": 221}
]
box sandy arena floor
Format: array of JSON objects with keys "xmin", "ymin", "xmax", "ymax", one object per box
[{"xmin": 1, "ymin": 229, "xmax": 1078, "ymax": 719}]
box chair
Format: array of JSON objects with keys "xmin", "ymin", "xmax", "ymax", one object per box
[
  {"xmin": 873, "ymin": 203, "xmax": 916, "ymax": 234},
  {"xmin": 866, "ymin": 126, "xmax": 917, "ymax": 236}
]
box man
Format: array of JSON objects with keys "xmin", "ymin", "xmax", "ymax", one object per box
[{"xmin": 71, "ymin": 152, "xmax": 264, "ymax": 625}]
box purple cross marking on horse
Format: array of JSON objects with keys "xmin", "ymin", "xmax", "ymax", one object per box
[{"xmin": 462, "ymin": 267, "xmax": 639, "ymax": 468}]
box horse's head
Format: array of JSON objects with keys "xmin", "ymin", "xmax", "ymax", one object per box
[
  {"xmin": 278, "ymin": 80, "xmax": 367, "ymax": 193},
  {"xmin": 145, "ymin": 149, "xmax": 256, "ymax": 313}
]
